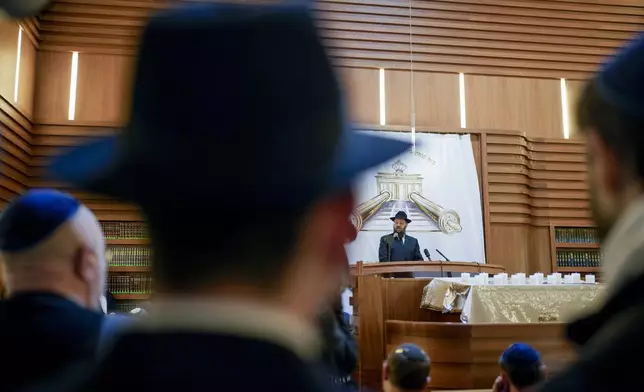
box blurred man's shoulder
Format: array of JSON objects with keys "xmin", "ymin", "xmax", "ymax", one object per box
[{"xmin": 540, "ymin": 303, "xmax": 644, "ymax": 391}]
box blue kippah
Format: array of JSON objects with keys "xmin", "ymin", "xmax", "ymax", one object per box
[
  {"xmin": 0, "ymin": 189, "xmax": 80, "ymax": 252},
  {"xmin": 500, "ymin": 343, "xmax": 541, "ymax": 366},
  {"xmin": 596, "ymin": 32, "xmax": 644, "ymax": 119},
  {"xmin": 393, "ymin": 343, "xmax": 428, "ymax": 362},
  {"xmin": 389, "ymin": 343, "xmax": 430, "ymax": 391}
]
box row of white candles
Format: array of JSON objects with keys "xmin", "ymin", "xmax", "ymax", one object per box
[{"xmin": 460, "ymin": 272, "xmax": 596, "ymax": 285}]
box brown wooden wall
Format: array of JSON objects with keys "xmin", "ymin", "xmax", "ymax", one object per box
[
  {"xmin": 0, "ymin": 19, "xmax": 39, "ymax": 209},
  {"xmin": 4, "ymin": 0, "xmax": 643, "ymax": 273}
]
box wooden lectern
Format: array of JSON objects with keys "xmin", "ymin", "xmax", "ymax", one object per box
[
  {"xmin": 349, "ymin": 261, "xmax": 504, "ymax": 390},
  {"xmin": 348, "ymin": 261, "xmax": 576, "ymax": 391}
]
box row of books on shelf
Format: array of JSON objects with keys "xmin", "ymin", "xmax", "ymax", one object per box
[
  {"xmin": 107, "ymin": 273, "xmax": 153, "ymax": 294},
  {"xmin": 556, "ymin": 250, "xmax": 601, "ymax": 268},
  {"xmin": 554, "ymin": 227, "xmax": 598, "ymax": 244},
  {"xmin": 101, "ymin": 221, "xmax": 148, "ymax": 240},
  {"xmin": 108, "ymin": 246, "xmax": 152, "ymax": 266}
]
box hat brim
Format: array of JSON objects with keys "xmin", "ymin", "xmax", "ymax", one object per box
[
  {"xmin": 332, "ymin": 130, "xmax": 411, "ymax": 190},
  {"xmin": 48, "ymin": 129, "xmax": 411, "ymax": 200},
  {"xmin": 47, "ymin": 134, "xmax": 132, "ymax": 199},
  {"xmin": 390, "ymin": 217, "xmax": 412, "ymax": 223}
]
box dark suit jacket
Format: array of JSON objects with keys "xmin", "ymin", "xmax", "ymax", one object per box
[
  {"xmin": 539, "ymin": 267, "xmax": 644, "ymax": 391},
  {"xmin": 319, "ymin": 298, "xmax": 358, "ymax": 391},
  {"xmin": 26, "ymin": 332, "xmax": 334, "ymax": 392},
  {"xmin": 378, "ymin": 233, "xmax": 423, "ymax": 262},
  {"xmin": 0, "ymin": 292, "xmax": 103, "ymax": 391},
  {"xmin": 105, "ymin": 291, "xmax": 117, "ymax": 313}
]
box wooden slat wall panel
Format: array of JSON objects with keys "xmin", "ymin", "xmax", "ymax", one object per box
[
  {"xmin": 485, "ymin": 133, "xmax": 589, "ymax": 272},
  {"xmin": 38, "ymin": 0, "xmax": 644, "ymax": 79},
  {"xmin": 17, "ymin": 18, "xmax": 40, "ymax": 48},
  {"xmin": 487, "ymin": 136, "xmax": 589, "ymax": 226},
  {"xmin": 565, "ymin": 80, "xmax": 587, "ymax": 139},
  {"xmin": 385, "ymin": 70, "xmax": 460, "ymax": 128},
  {"xmin": 339, "ymin": 67, "xmax": 380, "ymax": 124},
  {"xmin": 0, "ymin": 20, "xmax": 38, "ymax": 208},
  {"xmin": 34, "ymin": 51, "xmax": 72, "ymax": 124},
  {"xmin": 17, "ymin": 30, "xmax": 37, "ymax": 120},
  {"xmin": 75, "ymin": 54, "xmax": 135, "ymax": 125},
  {"xmin": 0, "ymin": 23, "xmax": 20, "ymax": 107},
  {"xmin": 465, "ymin": 75, "xmax": 564, "ymax": 138}
]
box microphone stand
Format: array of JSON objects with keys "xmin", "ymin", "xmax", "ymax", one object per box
[{"xmin": 436, "ymin": 249, "xmax": 452, "ymax": 278}]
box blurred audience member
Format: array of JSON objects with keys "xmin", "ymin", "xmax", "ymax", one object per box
[
  {"xmin": 538, "ymin": 32, "xmax": 644, "ymax": 392},
  {"xmin": 0, "ymin": 190, "xmax": 107, "ymax": 390},
  {"xmin": 0, "ymin": 254, "xmax": 7, "ymax": 300},
  {"xmin": 493, "ymin": 343, "xmax": 545, "ymax": 392},
  {"xmin": 38, "ymin": 2, "xmax": 409, "ymax": 392},
  {"xmin": 319, "ymin": 293, "xmax": 357, "ymax": 391},
  {"xmin": 383, "ymin": 343, "xmax": 430, "ymax": 392},
  {"xmin": 105, "ymin": 290, "xmax": 116, "ymax": 312},
  {"xmin": 98, "ymin": 290, "xmax": 116, "ymax": 314}
]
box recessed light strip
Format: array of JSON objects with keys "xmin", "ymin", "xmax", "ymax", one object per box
[
  {"xmin": 13, "ymin": 27, "xmax": 22, "ymax": 103},
  {"xmin": 379, "ymin": 68, "xmax": 386, "ymax": 126},
  {"xmin": 560, "ymin": 78, "xmax": 570, "ymax": 139},
  {"xmin": 459, "ymin": 73, "xmax": 467, "ymax": 129},
  {"xmin": 68, "ymin": 51, "xmax": 79, "ymax": 121}
]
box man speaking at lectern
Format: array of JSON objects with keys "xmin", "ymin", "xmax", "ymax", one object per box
[{"xmin": 378, "ymin": 211, "xmax": 423, "ymax": 262}]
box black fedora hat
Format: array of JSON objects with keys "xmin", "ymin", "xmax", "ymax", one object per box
[
  {"xmin": 596, "ymin": 32, "xmax": 644, "ymax": 119},
  {"xmin": 47, "ymin": 3, "xmax": 410, "ymax": 210},
  {"xmin": 391, "ymin": 211, "xmax": 411, "ymax": 223}
]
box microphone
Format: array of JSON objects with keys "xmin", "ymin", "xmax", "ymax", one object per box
[
  {"xmin": 436, "ymin": 249, "xmax": 450, "ymax": 261},
  {"xmin": 423, "ymin": 248, "xmax": 431, "ymax": 261}
]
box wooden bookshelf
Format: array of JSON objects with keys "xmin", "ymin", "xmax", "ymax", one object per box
[
  {"xmin": 102, "ymin": 221, "xmax": 153, "ymax": 306},
  {"xmin": 113, "ymin": 293, "xmax": 151, "ymax": 300},
  {"xmin": 106, "ymin": 239, "xmax": 149, "ymax": 245},
  {"xmin": 549, "ymin": 225, "xmax": 601, "ymax": 275},
  {"xmin": 554, "ymin": 267, "xmax": 599, "ymax": 273},
  {"xmin": 108, "ymin": 266, "xmax": 152, "ymax": 273},
  {"xmin": 555, "ymin": 243, "xmax": 599, "ymax": 249}
]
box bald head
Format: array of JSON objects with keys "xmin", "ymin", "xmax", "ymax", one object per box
[{"xmin": 0, "ymin": 190, "xmax": 106, "ymax": 310}]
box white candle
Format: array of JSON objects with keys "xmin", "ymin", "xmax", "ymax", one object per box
[
  {"xmin": 534, "ymin": 273, "xmax": 544, "ymax": 284},
  {"xmin": 461, "ymin": 273, "xmax": 470, "ymax": 283},
  {"xmin": 585, "ymin": 274, "xmax": 596, "ymax": 284}
]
